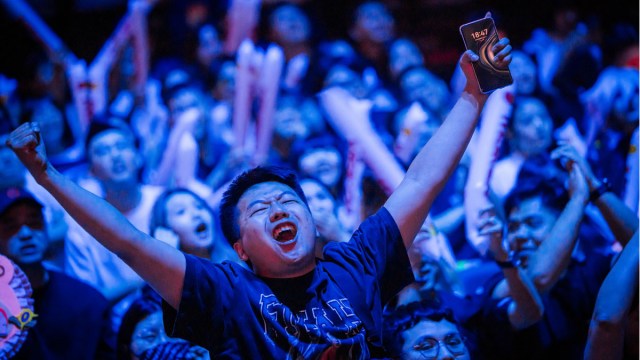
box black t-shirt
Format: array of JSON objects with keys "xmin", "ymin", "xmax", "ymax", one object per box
[
  {"xmin": 475, "ymin": 248, "xmax": 613, "ymax": 360},
  {"xmin": 13, "ymin": 270, "xmax": 110, "ymax": 360}
]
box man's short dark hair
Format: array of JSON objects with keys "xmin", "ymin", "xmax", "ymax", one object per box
[
  {"xmin": 382, "ymin": 300, "xmax": 462, "ymax": 357},
  {"xmin": 85, "ymin": 113, "xmax": 137, "ymax": 154},
  {"xmin": 219, "ymin": 166, "xmax": 308, "ymax": 244},
  {"xmin": 504, "ymin": 154, "xmax": 569, "ymax": 215},
  {"xmin": 0, "ymin": 187, "xmax": 43, "ymax": 218}
]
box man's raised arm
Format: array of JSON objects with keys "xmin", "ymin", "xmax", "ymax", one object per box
[
  {"xmin": 385, "ymin": 38, "xmax": 512, "ymax": 248},
  {"xmin": 7, "ymin": 122, "xmax": 185, "ymax": 309}
]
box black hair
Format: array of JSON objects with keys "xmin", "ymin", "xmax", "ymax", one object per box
[
  {"xmin": 219, "ymin": 166, "xmax": 308, "ymax": 244},
  {"xmin": 85, "ymin": 112, "xmax": 138, "ymax": 153},
  {"xmin": 116, "ymin": 286, "xmax": 163, "ymax": 360},
  {"xmin": 382, "ymin": 299, "xmax": 463, "ymax": 358},
  {"xmin": 289, "ymin": 133, "xmax": 348, "ymax": 199},
  {"xmin": 160, "ymin": 66, "xmax": 204, "ymax": 107},
  {"xmin": 504, "ymin": 153, "xmax": 569, "ymax": 215},
  {"xmin": 299, "ymin": 176, "xmax": 341, "ymax": 216}
]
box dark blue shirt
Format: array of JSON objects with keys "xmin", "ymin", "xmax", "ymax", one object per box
[
  {"xmin": 13, "ymin": 270, "xmax": 110, "ymax": 360},
  {"xmin": 163, "ymin": 207, "xmax": 413, "ymax": 359},
  {"xmin": 476, "ymin": 247, "xmax": 613, "ymax": 360}
]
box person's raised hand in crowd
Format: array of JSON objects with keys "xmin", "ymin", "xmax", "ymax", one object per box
[
  {"xmin": 563, "ymin": 154, "xmax": 590, "ymax": 207},
  {"xmin": 552, "ymin": 142, "xmax": 639, "ymax": 244},
  {"xmin": 477, "ymin": 206, "xmax": 509, "ymax": 262},
  {"xmin": 459, "ymin": 13, "xmax": 512, "ymax": 102},
  {"xmin": 478, "ymin": 205, "xmax": 545, "ymax": 329},
  {"xmin": 5, "ymin": 122, "xmax": 48, "ymax": 180}
]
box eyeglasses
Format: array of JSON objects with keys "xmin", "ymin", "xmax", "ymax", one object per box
[{"xmin": 409, "ymin": 334, "xmax": 467, "ymax": 359}]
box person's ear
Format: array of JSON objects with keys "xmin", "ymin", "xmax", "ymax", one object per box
[{"xmin": 233, "ymin": 241, "xmax": 249, "ymax": 261}]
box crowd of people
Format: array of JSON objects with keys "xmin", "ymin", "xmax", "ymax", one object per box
[{"xmin": 0, "ymin": 0, "xmax": 637, "ymax": 359}]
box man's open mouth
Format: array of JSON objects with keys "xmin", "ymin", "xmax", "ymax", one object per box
[
  {"xmin": 272, "ymin": 222, "xmax": 298, "ymax": 244},
  {"xmin": 195, "ymin": 222, "xmax": 208, "ymax": 238}
]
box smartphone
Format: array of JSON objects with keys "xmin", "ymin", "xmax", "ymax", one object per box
[{"xmin": 459, "ymin": 17, "xmax": 513, "ymax": 93}]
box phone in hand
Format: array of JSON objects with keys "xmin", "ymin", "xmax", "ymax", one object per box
[{"xmin": 459, "ymin": 16, "xmax": 513, "ymax": 93}]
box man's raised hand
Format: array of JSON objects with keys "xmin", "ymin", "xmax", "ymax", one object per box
[{"xmin": 7, "ymin": 122, "xmax": 49, "ymax": 179}]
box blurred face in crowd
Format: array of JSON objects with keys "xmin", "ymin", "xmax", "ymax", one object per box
[
  {"xmin": 269, "ymin": 4, "xmax": 310, "ymax": 45},
  {"xmin": 89, "ymin": 130, "xmax": 141, "ymax": 185},
  {"xmin": 511, "ymin": 98, "xmax": 553, "ymax": 157},
  {"xmin": 29, "ymin": 98, "xmax": 66, "ymax": 152},
  {"xmin": 197, "ymin": 24, "xmax": 222, "ymax": 66},
  {"xmin": 409, "ymin": 219, "xmax": 455, "ymax": 291},
  {"xmin": 394, "ymin": 110, "xmax": 440, "ymax": 164},
  {"xmin": 324, "ymin": 64, "xmax": 367, "ymax": 99},
  {"xmin": 352, "ymin": 1, "xmax": 395, "ymax": 44},
  {"xmin": 0, "ymin": 202, "xmax": 47, "ymax": 265},
  {"xmin": 400, "ymin": 68, "xmax": 450, "ymax": 117},
  {"xmin": 507, "ymin": 196, "xmax": 556, "ymax": 268},
  {"xmin": 233, "ymin": 182, "xmax": 316, "ymax": 278},
  {"xmin": 168, "ymin": 87, "xmax": 206, "ymax": 139},
  {"xmin": 274, "ymin": 103, "xmax": 310, "ymax": 140},
  {"xmin": 130, "ymin": 311, "xmax": 172, "ymax": 358},
  {"xmin": 213, "ymin": 60, "xmax": 236, "ymax": 102},
  {"xmin": 510, "ymin": 51, "xmax": 537, "ymax": 96},
  {"xmin": 411, "ymin": 252, "xmax": 441, "ymax": 293},
  {"xmin": 401, "ymin": 318, "xmax": 470, "ymax": 360},
  {"xmin": 300, "ymin": 179, "xmax": 337, "ymax": 219},
  {"xmin": 298, "ymin": 147, "xmax": 343, "ymax": 190},
  {"xmin": 165, "ymin": 191, "xmax": 214, "ymax": 255},
  {"xmin": 610, "ymin": 75, "xmax": 639, "ymax": 134},
  {"xmin": 389, "ymin": 38, "xmax": 424, "ymax": 79}
]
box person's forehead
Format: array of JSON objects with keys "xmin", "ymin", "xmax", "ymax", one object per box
[
  {"xmin": 402, "ymin": 70, "xmax": 431, "ymax": 88},
  {"xmin": 509, "ymin": 196, "xmax": 550, "ymax": 218},
  {"xmin": 90, "ymin": 129, "xmax": 133, "ymax": 148},
  {"xmin": 515, "ymin": 100, "xmax": 548, "ymax": 119},
  {"xmin": 166, "ymin": 192, "xmax": 199, "ymax": 208},
  {"xmin": 272, "ymin": 5, "xmax": 304, "ymax": 21},
  {"xmin": 134, "ymin": 311, "xmax": 163, "ymax": 331},
  {"xmin": 302, "ymin": 147, "xmax": 339, "ymax": 159},
  {"xmin": 403, "ymin": 318, "xmax": 458, "ymax": 342},
  {"xmin": 240, "ymin": 181, "xmax": 298, "ymax": 204},
  {"xmin": 301, "ymin": 182, "xmax": 333, "ymax": 203},
  {"xmin": 1, "ymin": 200, "xmax": 43, "ymax": 221},
  {"xmin": 300, "ymin": 180, "xmax": 322, "ymax": 193}
]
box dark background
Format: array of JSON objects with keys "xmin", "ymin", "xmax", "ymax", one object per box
[{"xmin": 1, "ymin": 0, "xmax": 637, "ymax": 85}]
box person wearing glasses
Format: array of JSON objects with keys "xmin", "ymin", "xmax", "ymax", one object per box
[{"xmin": 383, "ymin": 301, "xmax": 470, "ymax": 360}]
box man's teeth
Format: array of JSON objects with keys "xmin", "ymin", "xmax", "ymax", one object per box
[{"xmin": 274, "ymin": 224, "xmax": 296, "ymax": 242}]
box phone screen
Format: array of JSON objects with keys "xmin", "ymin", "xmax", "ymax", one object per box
[{"xmin": 459, "ymin": 17, "xmax": 513, "ymax": 93}]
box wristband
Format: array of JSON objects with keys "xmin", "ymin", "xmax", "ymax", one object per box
[
  {"xmin": 589, "ymin": 178, "xmax": 611, "ymax": 203},
  {"xmin": 495, "ymin": 258, "xmax": 517, "ymax": 269}
]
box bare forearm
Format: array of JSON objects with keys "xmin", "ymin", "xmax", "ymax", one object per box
[
  {"xmin": 584, "ymin": 324, "xmax": 624, "ymax": 360},
  {"xmin": 594, "ymin": 192, "xmax": 639, "ymax": 246},
  {"xmin": 527, "ymin": 197, "xmax": 587, "ymax": 293},
  {"xmin": 386, "ymin": 91, "xmax": 485, "ymax": 247},
  {"xmin": 404, "ymin": 91, "xmax": 484, "ymax": 189},
  {"xmin": 591, "ymin": 233, "xmax": 638, "ymax": 325},
  {"xmin": 504, "ymin": 267, "xmax": 544, "ymax": 329},
  {"xmin": 37, "ymin": 165, "xmax": 146, "ymax": 255},
  {"xmin": 36, "ymin": 164, "xmax": 185, "ymax": 307}
]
